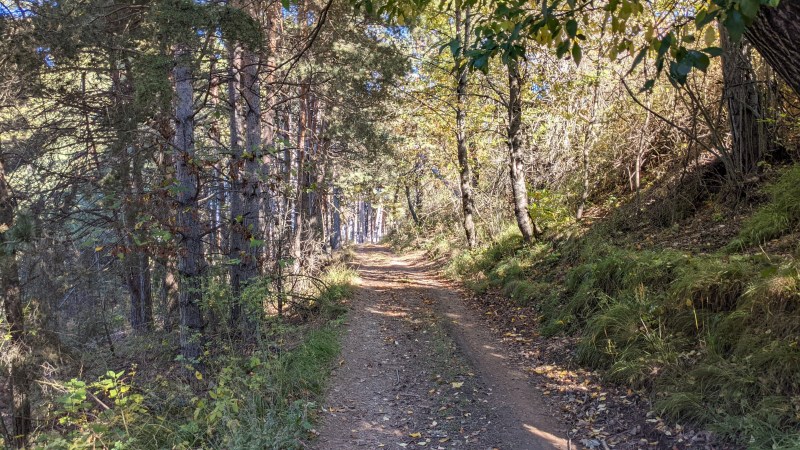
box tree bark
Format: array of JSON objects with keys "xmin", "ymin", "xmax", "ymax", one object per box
[
  {"xmin": 161, "ymin": 257, "xmax": 179, "ymax": 332},
  {"xmin": 721, "ymin": 25, "xmax": 765, "ymax": 177},
  {"xmin": 241, "ymin": 47, "xmax": 263, "ymax": 266},
  {"xmin": 744, "ymin": 2, "xmax": 800, "ymax": 97},
  {"xmin": 173, "ymin": 45, "xmax": 205, "ymax": 367},
  {"xmin": 405, "ymin": 184, "xmax": 420, "ymax": 226},
  {"xmin": 122, "ymin": 153, "xmax": 153, "ymax": 332},
  {"xmin": 292, "ymin": 84, "xmax": 308, "ymax": 274},
  {"xmin": 228, "ymin": 42, "xmax": 262, "ymax": 331},
  {"xmin": 0, "ymin": 154, "xmax": 31, "ymax": 449},
  {"xmin": 455, "ymin": 3, "xmax": 477, "ymax": 249},
  {"xmin": 507, "ymin": 60, "xmax": 537, "ymax": 242},
  {"xmin": 227, "ymin": 43, "xmax": 245, "ymax": 321},
  {"xmin": 260, "ymin": 0, "xmax": 282, "ymax": 263},
  {"xmin": 330, "ymin": 186, "xmax": 342, "ymax": 250}
]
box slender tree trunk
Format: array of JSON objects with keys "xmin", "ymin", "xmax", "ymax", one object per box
[
  {"xmin": 292, "ymin": 84, "xmax": 308, "ymax": 274},
  {"xmin": 108, "ymin": 58, "xmax": 154, "ymax": 332},
  {"xmin": 576, "ymin": 72, "xmax": 599, "ymax": 220},
  {"xmin": 507, "ymin": 60, "xmax": 536, "ymax": 242},
  {"xmin": 237, "ymin": 46, "xmax": 263, "ymax": 314},
  {"xmin": 124, "ymin": 153, "xmax": 153, "ymax": 332},
  {"xmin": 227, "ymin": 43, "xmax": 245, "ymax": 322},
  {"xmin": 173, "ymin": 45, "xmax": 205, "ymax": 367},
  {"xmin": 405, "ymin": 184, "xmax": 420, "ymax": 225},
  {"xmin": 280, "ymin": 95, "xmax": 293, "ymax": 261},
  {"xmin": 260, "ymin": 0, "xmax": 282, "ymax": 265},
  {"xmin": 455, "ymin": 4, "xmax": 477, "ymax": 249},
  {"xmin": 227, "ymin": 38, "xmax": 264, "ymax": 335},
  {"xmin": 310, "ymin": 117, "xmax": 327, "ymax": 250},
  {"xmin": 161, "ymin": 257, "xmax": 179, "ymax": 332},
  {"xmin": 576, "ymin": 144, "xmax": 590, "ymax": 219},
  {"xmin": 0, "ymin": 155, "xmax": 31, "ymax": 449},
  {"xmin": 331, "ymin": 186, "xmax": 342, "ymax": 250},
  {"xmin": 215, "ymin": 160, "xmax": 228, "ymax": 256}
]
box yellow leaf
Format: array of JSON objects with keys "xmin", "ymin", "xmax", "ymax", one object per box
[
  {"xmin": 409, "ymin": 432, "xmax": 421, "ymax": 438},
  {"xmin": 95, "ymin": 246, "xmax": 104, "ymax": 252},
  {"xmin": 195, "ymin": 371, "xmax": 203, "ymax": 380},
  {"xmin": 451, "ymin": 381, "xmax": 463, "ymax": 389},
  {"xmin": 704, "ymin": 26, "xmax": 717, "ymax": 47}
]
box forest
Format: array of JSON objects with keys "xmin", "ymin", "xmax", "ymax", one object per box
[{"xmin": 1, "ymin": 0, "xmax": 799, "ymax": 448}]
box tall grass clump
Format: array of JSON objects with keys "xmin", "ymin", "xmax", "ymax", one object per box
[
  {"xmin": 461, "ymin": 224, "xmax": 800, "ymax": 446},
  {"xmin": 730, "ymin": 165, "xmax": 800, "ymax": 249}
]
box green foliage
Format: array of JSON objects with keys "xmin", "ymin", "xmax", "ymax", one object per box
[
  {"xmin": 444, "ymin": 221, "xmax": 800, "ymax": 445},
  {"xmin": 193, "ymin": 326, "xmax": 340, "ymax": 449},
  {"xmin": 729, "ymin": 165, "xmax": 800, "ymax": 249},
  {"xmin": 501, "ymin": 279, "xmax": 549, "ymax": 305},
  {"xmin": 318, "ymin": 263, "xmax": 357, "ymax": 317},
  {"xmin": 36, "ymin": 371, "xmax": 148, "ymax": 449},
  {"xmin": 34, "ymin": 262, "xmax": 355, "ymax": 449},
  {"xmin": 527, "ymin": 189, "xmax": 573, "ymax": 232},
  {"xmin": 131, "ymin": 53, "xmax": 173, "ymax": 113}
]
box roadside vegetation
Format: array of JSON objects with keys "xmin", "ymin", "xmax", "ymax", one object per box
[
  {"xmin": 24, "ymin": 263, "xmax": 356, "ymax": 450},
  {"xmin": 389, "ymin": 166, "xmax": 800, "ymax": 448},
  {"xmin": 3, "ymin": 0, "xmax": 800, "ymax": 447}
]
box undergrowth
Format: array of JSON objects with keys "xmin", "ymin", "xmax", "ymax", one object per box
[
  {"xmin": 30, "ymin": 262, "xmax": 355, "ymax": 450},
  {"xmin": 729, "ymin": 165, "xmax": 800, "ymax": 250},
  {"xmin": 437, "ymin": 206, "xmax": 800, "ymax": 447}
]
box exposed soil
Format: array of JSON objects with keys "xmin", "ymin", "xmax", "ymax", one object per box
[{"xmin": 313, "ymin": 245, "xmax": 568, "ymax": 450}]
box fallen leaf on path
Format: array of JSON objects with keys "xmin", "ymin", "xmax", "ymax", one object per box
[{"xmin": 451, "ymin": 381, "xmax": 463, "ymax": 388}]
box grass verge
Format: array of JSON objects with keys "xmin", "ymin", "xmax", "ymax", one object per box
[{"xmin": 439, "ymin": 222, "xmax": 800, "ymax": 448}]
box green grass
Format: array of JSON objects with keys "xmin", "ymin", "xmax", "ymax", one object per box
[
  {"xmin": 729, "ymin": 165, "xmax": 800, "ymax": 249},
  {"xmin": 437, "ymin": 218, "xmax": 800, "ymax": 447},
  {"xmin": 205, "ymin": 325, "xmax": 341, "ymax": 449}
]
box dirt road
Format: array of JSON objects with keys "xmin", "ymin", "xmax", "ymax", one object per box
[{"xmin": 314, "ymin": 245, "xmax": 568, "ymax": 450}]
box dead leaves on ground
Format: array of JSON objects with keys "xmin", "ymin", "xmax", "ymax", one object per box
[{"xmin": 467, "ymin": 291, "xmax": 719, "ymax": 449}]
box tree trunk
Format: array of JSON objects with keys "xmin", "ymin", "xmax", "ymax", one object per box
[
  {"xmin": 260, "ymin": 0, "xmax": 282, "ymax": 264},
  {"xmin": 108, "ymin": 57, "xmax": 154, "ymax": 332},
  {"xmin": 0, "ymin": 155, "xmax": 31, "ymax": 449},
  {"xmin": 405, "ymin": 184, "xmax": 420, "ymax": 225},
  {"xmin": 236, "ymin": 45, "xmax": 263, "ymax": 325},
  {"xmin": 173, "ymin": 45, "xmax": 205, "ymax": 367},
  {"xmin": 227, "ymin": 43, "xmax": 245, "ymax": 321},
  {"xmin": 331, "ymin": 186, "xmax": 342, "ymax": 250},
  {"xmin": 744, "ymin": 2, "xmax": 800, "ymax": 97},
  {"xmin": 721, "ymin": 25, "xmax": 765, "ymax": 177},
  {"xmin": 455, "ymin": 4, "xmax": 477, "ymax": 249},
  {"xmin": 507, "ymin": 60, "xmax": 536, "ymax": 242},
  {"xmin": 161, "ymin": 257, "xmax": 179, "ymax": 332},
  {"xmin": 576, "ymin": 141, "xmax": 590, "ymax": 220},
  {"xmin": 292, "ymin": 85, "xmax": 308, "ymax": 274},
  {"xmin": 124, "ymin": 153, "xmax": 153, "ymax": 332},
  {"xmin": 310, "ymin": 118, "xmax": 328, "ymax": 250}
]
